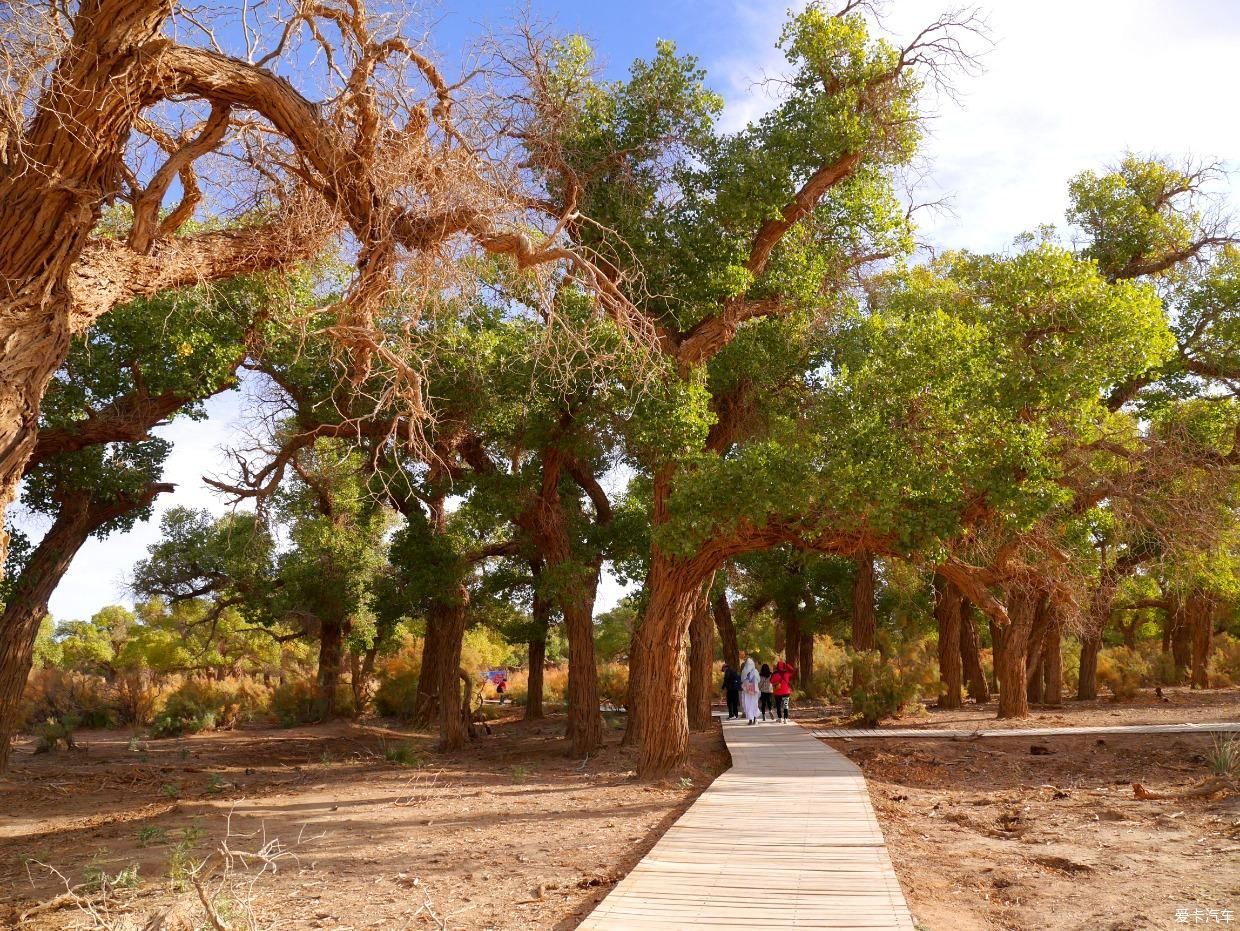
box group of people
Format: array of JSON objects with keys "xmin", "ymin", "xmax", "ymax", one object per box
[{"xmin": 721, "ymin": 656, "xmax": 796, "ymax": 724}]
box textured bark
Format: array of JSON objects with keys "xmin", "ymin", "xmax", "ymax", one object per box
[
  {"xmin": 712, "ymin": 590, "xmax": 740, "ymax": 671},
  {"xmin": 1024, "ymin": 596, "xmax": 1053, "ymax": 706},
  {"xmin": 852, "ymin": 552, "xmax": 877, "ymax": 652},
  {"xmin": 994, "ymin": 590, "xmax": 1036, "ymax": 719},
  {"xmin": 1170, "ymin": 596, "xmax": 1192, "ymax": 684},
  {"xmin": 798, "ymin": 630, "xmax": 815, "ymax": 698},
  {"xmin": 852, "ymin": 551, "xmax": 877, "ymax": 689},
  {"xmin": 514, "ymin": 444, "xmax": 605, "ymax": 755},
  {"xmin": 414, "ymin": 601, "xmax": 452, "ymax": 726},
  {"xmin": 525, "ymin": 637, "xmax": 547, "ymax": 721},
  {"xmin": 0, "ymin": 481, "xmax": 169, "ymax": 771},
  {"xmin": 316, "ymin": 617, "xmax": 345, "ymax": 719},
  {"xmin": 687, "ymin": 580, "xmax": 716, "ymax": 732},
  {"xmin": 1042, "ymin": 623, "xmax": 1063, "ymax": 706},
  {"xmin": 350, "ymin": 645, "xmax": 379, "ymax": 714},
  {"xmin": 626, "ymin": 554, "xmax": 703, "ymax": 777},
  {"xmin": 437, "ymin": 590, "xmax": 470, "ymax": 752},
  {"xmin": 1078, "ymin": 636, "xmax": 1103, "ymax": 701},
  {"xmin": 1187, "ymin": 592, "xmax": 1214, "ymax": 690},
  {"xmin": 934, "ymin": 575, "xmax": 964, "ymax": 709},
  {"xmin": 783, "ymin": 609, "xmax": 800, "ymax": 668},
  {"xmin": 959, "ymin": 602, "xmax": 990, "ymax": 703}
]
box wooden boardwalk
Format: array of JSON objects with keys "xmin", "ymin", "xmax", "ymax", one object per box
[
  {"xmin": 813, "ymin": 721, "xmax": 1240, "ymax": 739},
  {"xmin": 578, "ymin": 718, "xmax": 915, "ymax": 930}
]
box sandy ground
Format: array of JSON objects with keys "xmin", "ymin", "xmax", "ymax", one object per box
[
  {"xmin": 810, "ymin": 686, "xmax": 1240, "ymax": 931},
  {"xmin": 0, "ymin": 712, "xmax": 728, "ymax": 930}
]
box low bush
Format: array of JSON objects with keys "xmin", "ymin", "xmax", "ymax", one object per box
[
  {"xmin": 802, "ymin": 638, "xmax": 849, "ymax": 703},
  {"xmin": 1208, "ymin": 633, "xmax": 1240, "ymax": 688},
  {"xmin": 373, "ymin": 637, "xmax": 422, "ymax": 720},
  {"xmin": 269, "ymin": 679, "xmax": 354, "ymax": 725},
  {"xmin": 596, "ymin": 662, "xmax": 629, "ymax": 710},
  {"xmin": 1096, "ymin": 646, "xmax": 1151, "ymax": 700},
  {"xmin": 19, "ymin": 668, "xmax": 116, "ymax": 733},
  {"xmin": 150, "ymin": 678, "xmax": 267, "ymax": 738},
  {"xmin": 848, "ymin": 649, "xmax": 923, "ymax": 726}
]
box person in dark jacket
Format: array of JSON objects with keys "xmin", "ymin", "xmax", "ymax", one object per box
[{"xmin": 721, "ymin": 663, "xmax": 742, "ymax": 719}]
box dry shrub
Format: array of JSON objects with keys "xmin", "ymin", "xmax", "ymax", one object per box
[
  {"xmin": 1096, "ymin": 646, "xmax": 1152, "ymax": 700},
  {"xmin": 19, "ymin": 668, "xmax": 116, "ymax": 732},
  {"xmin": 111, "ymin": 669, "xmax": 173, "ymax": 726},
  {"xmin": 373, "ymin": 636, "xmax": 423, "ymax": 720},
  {"xmin": 1062, "ymin": 638, "xmax": 1083, "ymax": 693},
  {"xmin": 1208, "ymin": 633, "xmax": 1240, "ymax": 687},
  {"xmin": 805, "ymin": 638, "xmax": 850, "ymax": 702},
  {"xmin": 541, "ymin": 666, "xmax": 568, "ymax": 706},
  {"xmin": 270, "ymin": 679, "xmax": 354, "ymax": 725},
  {"xmin": 151, "ymin": 678, "xmax": 270, "ymax": 738},
  {"xmin": 596, "ymin": 662, "xmax": 629, "ymax": 709}
]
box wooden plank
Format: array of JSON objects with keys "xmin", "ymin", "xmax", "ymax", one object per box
[
  {"xmin": 577, "ymin": 718, "xmax": 917, "ymax": 930},
  {"xmin": 812, "ymin": 722, "xmax": 1240, "ymax": 739}
]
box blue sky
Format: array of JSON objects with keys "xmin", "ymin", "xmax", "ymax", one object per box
[{"xmin": 22, "ymin": 0, "xmax": 1240, "ymax": 620}]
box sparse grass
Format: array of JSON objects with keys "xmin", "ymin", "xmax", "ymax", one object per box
[
  {"xmin": 167, "ymin": 825, "xmax": 207, "ymax": 891},
  {"xmin": 81, "ymin": 863, "xmax": 140, "ymax": 893},
  {"xmin": 677, "ymin": 776, "xmax": 694, "ymax": 790},
  {"xmin": 511, "ymin": 764, "xmax": 530, "ymax": 782},
  {"xmin": 160, "ymin": 781, "xmax": 181, "ymax": 800},
  {"xmin": 383, "ymin": 742, "xmax": 424, "ymax": 767},
  {"xmin": 1207, "ymin": 733, "xmax": 1239, "ymax": 778},
  {"xmin": 137, "ymin": 826, "xmax": 168, "ymax": 847},
  {"xmin": 204, "ymin": 773, "xmax": 225, "ymax": 794}
]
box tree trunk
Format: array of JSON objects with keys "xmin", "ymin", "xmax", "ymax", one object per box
[
  {"xmin": 934, "ymin": 575, "xmax": 964, "ymax": 709},
  {"xmin": 994, "ymin": 589, "xmax": 1036, "ymax": 719},
  {"xmin": 0, "ymin": 483, "xmax": 168, "ymax": 771},
  {"xmin": 316, "ymin": 617, "xmax": 345, "ymax": 719},
  {"xmin": 0, "ymin": 0, "xmax": 177, "ymax": 574},
  {"xmin": 437, "ymin": 590, "xmax": 470, "ymax": 752},
  {"xmin": 1024, "ymin": 595, "xmax": 1053, "ymax": 706},
  {"xmin": 1078, "ymin": 575, "xmax": 1119, "ymax": 700},
  {"xmin": 687, "ymin": 581, "xmax": 716, "ymax": 731},
  {"xmin": 798, "ymin": 630, "xmax": 815, "ymax": 698},
  {"xmin": 1078, "ymin": 636, "xmax": 1102, "ymax": 701},
  {"xmin": 1042, "ymin": 623, "xmax": 1063, "ymax": 706},
  {"xmin": 414, "ymin": 601, "xmax": 453, "ymax": 726},
  {"xmin": 851, "ymin": 551, "xmax": 877, "ymax": 692},
  {"xmin": 525, "ymin": 637, "xmax": 546, "ymax": 720},
  {"xmin": 851, "ymin": 552, "xmax": 877, "ymax": 653},
  {"xmin": 626, "ymin": 554, "xmax": 706, "ymax": 778},
  {"xmin": 350, "ymin": 644, "xmax": 379, "ymax": 714},
  {"xmin": 959, "ymin": 602, "xmax": 989, "ymax": 703},
  {"xmin": 783, "ymin": 609, "xmax": 801, "ymax": 668},
  {"xmin": 712, "ymin": 590, "xmax": 740, "ymax": 671},
  {"xmin": 1170, "ymin": 596, "xmax": 1191, "ymax": 684},
  {"xmin": 562, "ymin": 590, "xmax": 605, "ymax": 755},
  {"xmin": 1188, "ymin": 592, "xmax": 1214, "ymax": 690}
]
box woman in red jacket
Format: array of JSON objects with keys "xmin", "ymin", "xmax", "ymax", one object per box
[{"xmin": 770, "ymin": 660, "xmax": 796, "ymax": 722}]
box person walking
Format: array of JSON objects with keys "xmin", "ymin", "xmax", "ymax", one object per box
[
  {"xmin": 739, "ymin": 656, "xmax": 761, "ymax": 724},
  {"xmin": 758, "ymin": 663, "xmax": 774, "ymax": 721},
  {"xmin": 721, "ymin": 663, "xmax": 741, "ymax": 719},
  {"xmin": 770, "ymin": 659, "xmax": 796, "ymax": 722}
]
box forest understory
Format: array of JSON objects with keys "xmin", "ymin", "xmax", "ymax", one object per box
[{"xmin": 0, "ymin": 714, "xmax": 728, "ymax": 930}]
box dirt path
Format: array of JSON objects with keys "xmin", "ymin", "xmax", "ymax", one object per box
[
  {"xmin": 808, "ymin": 687, "xmax": 1240, "ymax": 931},
  {"xmin": 0, "ymin": 714, "xmax": 728, "ymax": 930}
]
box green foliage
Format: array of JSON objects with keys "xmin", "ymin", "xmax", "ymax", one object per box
[
  {"xmin": 1207, "ymin": 734, "xmax": 1240, "ymax": 778},
  {"xmin": 149, "ymin": 679, "xmax": 266, "ymax": 738},
  {"xmin": 848, "ymin": 650, "xmax": 923, "ymax": 726}
]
